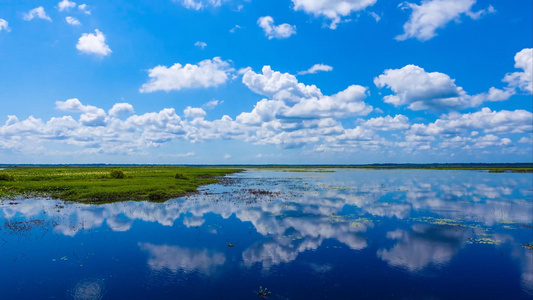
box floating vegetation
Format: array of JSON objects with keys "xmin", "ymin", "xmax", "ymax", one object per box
[
  {"xmin": 467, "ymin": 237, "xmax": 500, "ymax": 245},
  {"xmin": 257, "ymin": 286, "xmax": 271, "ymax": 299},
  {"xmin": 411, "ymin": 217, "xmax": 464, "ymax": 227},
  {"xmin": 523, "ymin": 244, "xmax": 533, "ymax": 250},
  {"xmin": 228, "ymin": 243, "xmax": 235, "ymax": 247},
  {"xmin": 3, "ymin": 218, "xmax": 57, "ymax": 237}
]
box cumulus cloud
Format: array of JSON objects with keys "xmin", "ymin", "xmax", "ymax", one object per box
[
  {"xmin": 58, "ymin": 0, "xmax": 76, "ymax": 11},
  {"xmin": 408, "ymin": 108, "xmax": 533, "ymax": 136},
  {"xmin": 240, "ymin": 66, "xmax": 372, "ymax": 123},
  {"xmin": 361, "ymin": 115, "xmax": 410, "ymax": 131},
  {"xmin": 503, "ymin": 48, "xmax": 532, "ymax": 94},
  {"xmin": 76, "ymin": 29, "xmax": 112, "ymax": 57},
  {"xmin": 183, "ymin": 106, "xmax": 207, "ymax": 119},
  {"xmin": 396, "ymin": 0, "xmax": 494, "ymax": 41},
  {"xmin": 108, "ymin": 103, "xmax": 134, "ymax": 117},
  {"xmin": 242, "ymin": 65, "xmax": 322, "ymax": 101},
  {"xmin": 291, "ymin": 0, "xmax": 377, "ymax": 29},
  {"xmin": 140, "ymin": 57, "xmax": 234, "ymax": 92},
  {"xmin": 23, "ymin": 7, "xmax": 52, "ymax": 22},
  {"xmin": 376, "ymin": 50, "xmax": 531, "ymax": 111},
  {"xmin": 374, "ymin": 64, "xmax": 471, "ymax": 110},
  {"xmin": 298, "ymin": 64, "xmax": 333, "ymax": 75},
  {"xmin": 56, "ymin": 98, "xmax": 107, "ymax": 126},
  {"xmin": 194, "ymin": 41, "xmax": 207, "ymax": 49},
  {"xmin": 0, "ymin": 19, "xmax": 9, "ymax": 32},
  {"xmin": 257, "ymin": 16, "xmax": 296, "ymax": 39},
  {"xmin": 66, "ymin": 16, "xmax": 81, "ymax": 26}
]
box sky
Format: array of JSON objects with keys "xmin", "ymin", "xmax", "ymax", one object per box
[{"xmin": 0, "ymin": 0, "xmax": 531, "ymax": 164}]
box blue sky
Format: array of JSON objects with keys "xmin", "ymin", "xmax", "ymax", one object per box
[{"xmin": 0, "ymin": 0, "xmax": 531, "ymax": 164}]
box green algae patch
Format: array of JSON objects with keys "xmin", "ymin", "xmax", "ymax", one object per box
[{"xmin": 0, "ymin": 166, "xmax": 241, "ymax": 203}]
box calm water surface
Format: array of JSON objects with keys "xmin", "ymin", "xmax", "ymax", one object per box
[{"xmin": 1, "ymin": 169, "xmax": 532, "ymax": 299}]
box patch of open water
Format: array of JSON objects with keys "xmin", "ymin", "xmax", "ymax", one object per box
[{"xmin": 1, "ymin": 169, "xmax": 532, "ymax": 299}]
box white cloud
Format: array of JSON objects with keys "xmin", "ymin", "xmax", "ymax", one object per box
[
  {"xmin": 58, "ymin": 0, "xmax": 76, "ymax": 11},
  {"xmin": 409, "ymin": 108, "xmax": 533, "ymax": 136},
  {"xmin": 298, "ymin": 64, "xmax": 333, "ymax": 75},
  {"xmin": 361, "ymin": 115, "xmax": 411, "ymax": 131},
  {"xmin": 242, "ymin": 65, "xmax": 322, "ymax": 101},
  {"xmin": 396, "ymin": 0, "xmax": 494, "ymax": 41},
  {"xmin": 194, "ymin": 41, "xmax": 207, "ymax": 49},
  {"xmin": 374, "ymin": 64, "xmax": 470, "ymax": 110},
  {"xmin": 108, "ymin": 103, "xmax": 134, "ymax": 117},
  {"xmin": 183, "ymin": 106, "xmax": 207, "ymax": 119},
  {"xmin": 224, "ymin": 154, "xmax": 231, "ymax": 159},
  {"xmin": 503, "ymin": 48, "xmax": 532, "ymax": 94},
  {"xmin": 55, "ymin": 98, "xmax": 86, "ymax": 111},
  {"xmin": 518, "ymin": 137, "xmax": 532, "ymax": 144},
  {"xmin": 382, "ymin": 49, "xmax": 531, "ymax": 111},
  {"xmin": 369, "ymin": 11, "xmax": 381, "ymax": 22},
  {"xmin": 78, "ymin": 4, "xmax": 91, "ymax": 15},
  {"xmin": 55, "ymin": 98, "xmax": 107, "ymax": 127},
  {"xmin": 229, "ymin": 25, "xmax": 241, "ymax": 33},
  {"xmin": 177, "ymin": 0, "xmax": 223, "ymax": 10},
  {"xmin": 238, "ymin": 66, "xmax": 372, "ymax": 125},
  {"xmin": 257, "ymin": 16, "xmax": 296, "ymax": 40},
  {"xmin": 23, "ymin": 7, "xmax": 52, "ymax": 22},
  {"xmin": 291, "ymin": 0, "xmax": 378, "ymax": 29},
  {"xmin": 0, "ymin": 19, "xmax": 9, "ymax": 32},
  {"xmin": 66, "ymin": 16, "xmax": 81, "ymax": 26},
  {"xmin": 202, "ymin": 99, "xmax": 221, "ymax": 109},
  {"xmin": 174, "ymin": 151, "xmax": 195, "ymax": 157},
  {"xmin": 140, "ymin": 57, "xmax": 234, "ymax": 93},
  {"xmin": 76, "ymin": 29, "xmax": 112, "ymax": 57}
]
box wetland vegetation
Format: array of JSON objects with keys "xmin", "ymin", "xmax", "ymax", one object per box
[{"xmin": 0, "ymin": 166, "xmax": 241, "ymax": 203}]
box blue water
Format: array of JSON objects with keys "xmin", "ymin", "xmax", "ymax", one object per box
[{"xmin": 1, "ymin": 169, "xmax": 532, "ymax": 299}]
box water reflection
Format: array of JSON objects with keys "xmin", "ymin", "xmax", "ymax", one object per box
[
  {"xmin": 1, "ymin": 169, "xmax": 532, "ymax": 298},
  {"xmin": 377, "ymin": 224, "xmax": 467, "ymax": 271},
  {"xmin": 139, "ymin": 243, "xmax": 225, "ymax": 275}
]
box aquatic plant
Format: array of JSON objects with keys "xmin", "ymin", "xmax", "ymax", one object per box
[
  {"xmin": 110, "ymin": 169, "xmax": 125, "ymax": 179},
  {"xmin": 0, "ymin": 173, "xmax": 15, "ymax": 181},
  {"xmin": 257, "ymin": 286, "xmax": 271, "ymax": 299},
  {"xmin": 175, "ymin": 172, "xmax": 188, "ymax": 179}
]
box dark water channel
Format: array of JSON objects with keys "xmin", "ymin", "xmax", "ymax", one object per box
[{"xmin": 1, "ymin": 169, "xmax": 532, "ymax": 299}]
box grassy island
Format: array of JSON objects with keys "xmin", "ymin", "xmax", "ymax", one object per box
[{"xmin": 0, "ymin": 166, "xmax": 241, "ymax": 203}]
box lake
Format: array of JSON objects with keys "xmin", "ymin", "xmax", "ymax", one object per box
[{"xmin": 1, "ymin": 169, "xmax": 532, "ymax": 299}]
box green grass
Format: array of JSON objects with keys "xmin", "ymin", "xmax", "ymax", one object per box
[{"xmin": 0, "ymin": 167, "xmax": 241, "ymax": 203}]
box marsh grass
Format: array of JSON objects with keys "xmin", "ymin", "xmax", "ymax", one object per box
[
  {"xmin": 0, "ymin": 173, "xmax": 15, "ymax": 181},
  {"xmin": 0, "ymin": 167, "xmax": 241, "ymax": 203}
]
